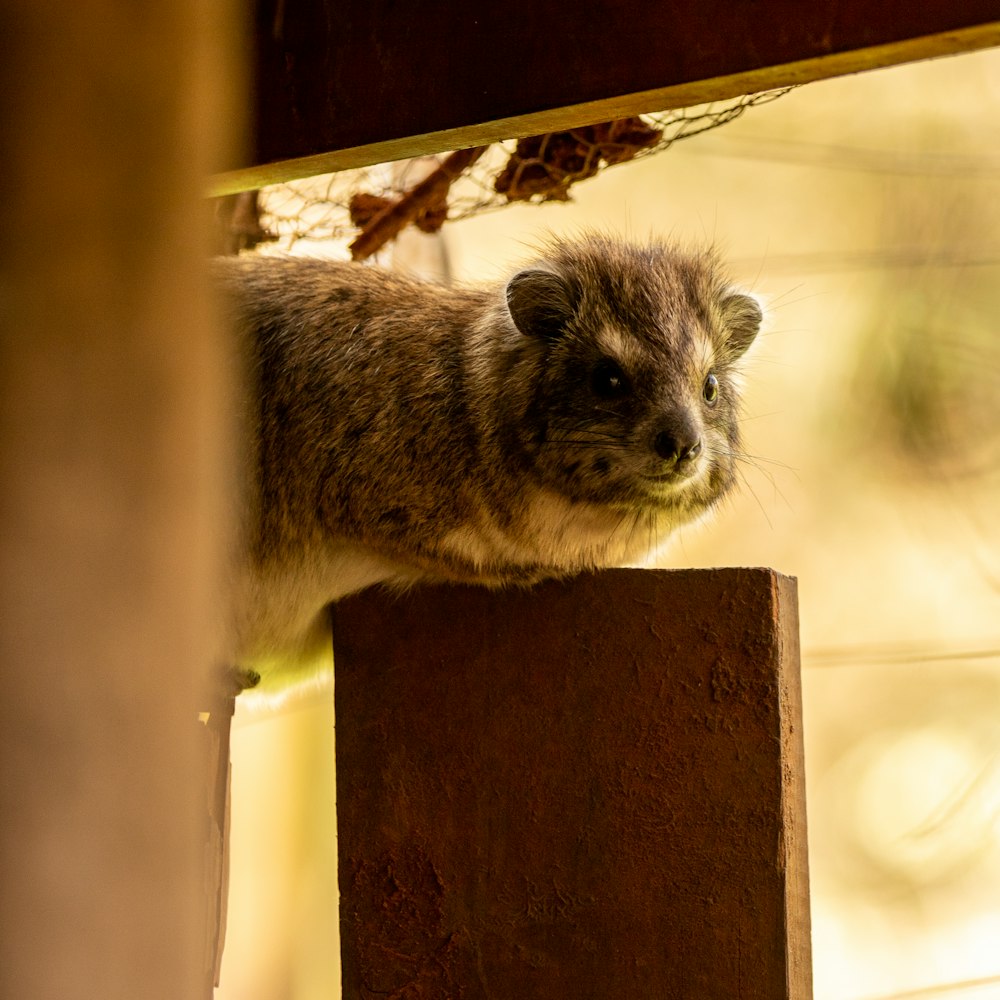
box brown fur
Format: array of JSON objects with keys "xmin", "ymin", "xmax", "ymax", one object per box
[{"xmin": 215, "ymin": 234, "xmax": 762, "ymax": 691}]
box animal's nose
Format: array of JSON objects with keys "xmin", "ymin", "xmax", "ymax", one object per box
[{"xmin": 653, "ymin": 419, "xmax": 702, "ymax": 466}]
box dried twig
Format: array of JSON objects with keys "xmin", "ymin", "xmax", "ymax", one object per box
[
  {"xmin": 494, "ymin": 117, "xmax": 662, "ymax": 203},
  {"xmin": 349, "ymin": 145, "xmax": 488, "ymax": 261},
  {"xmin": 213, "ymin": 190, "xmax": 276, "ymax": 255}
]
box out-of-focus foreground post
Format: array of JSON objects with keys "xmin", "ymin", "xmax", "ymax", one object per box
[{"xmin": 0, "ymin": 2, "xmax": 241, "ymax": 997}]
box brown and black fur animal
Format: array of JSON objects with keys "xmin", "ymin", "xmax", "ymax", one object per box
[{"xmin": 215, "ymin": 234, "xmax": 763, "ymax": 692}]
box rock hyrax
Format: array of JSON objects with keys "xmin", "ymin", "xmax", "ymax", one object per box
[{"xmin": 215, "ymin": 233, "xmax": 763, "ymax": 692}]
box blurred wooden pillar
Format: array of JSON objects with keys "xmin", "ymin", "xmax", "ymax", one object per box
[
  {"xmin": 0, "ymin": 2, "xmax": 242, "ymax": 998},
  {"xmin": 333, "ymin": 568, "xmax": 810, "ymax": 999}
]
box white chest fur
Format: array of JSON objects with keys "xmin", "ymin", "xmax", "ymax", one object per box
[{"xmin": 441, "ymin": 488, "xmax": 676, "ymax": 575}]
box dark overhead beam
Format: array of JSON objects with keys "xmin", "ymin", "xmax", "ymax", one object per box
[{"xmin": 213, "ymin": 1, "xmax": 1000, "ymax": 193}]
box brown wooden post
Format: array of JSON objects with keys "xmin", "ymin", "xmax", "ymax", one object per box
[
  {"xmin": 0, "ymin": 2, "xmax": 242, "ymax": 998},
  {"xmin": 333, "ymin": 567, "xmax": 810, "ymax": 1000}
]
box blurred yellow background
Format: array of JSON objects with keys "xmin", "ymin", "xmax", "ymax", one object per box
[{"xmin": 218, "ymin": 47, "xmax": 1000, "ymax": 1000}]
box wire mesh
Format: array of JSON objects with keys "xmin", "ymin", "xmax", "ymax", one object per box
[{"xmin": 252, "ymin": 89, "xmax": 793, "ymax": 256}]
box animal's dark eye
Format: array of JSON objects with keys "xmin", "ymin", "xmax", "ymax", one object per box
[
  {"xmin": 591, "ymin": 358, "xmax": 629, "ymax": 399},
  {"xmin": 703, "ymin": 373, "xmax": 719, "ymax": 406}
]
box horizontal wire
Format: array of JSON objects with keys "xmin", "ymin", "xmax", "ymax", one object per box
[
  {"xmin": 731, "ymin": 249, "xmax": 1000, "ymax": 275},
  {"xmin": 685, "ymin": 133, "xmax": 1000, "ymax": 177},
  {"xmin": 804, "ymin": 643, "xmax": 1000, "ymax": 669},
  {"xmin": 859, "ymin": 973, "xmax": 1000, "ymax": 1000}
]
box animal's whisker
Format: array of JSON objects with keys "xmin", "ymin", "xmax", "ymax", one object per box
[
  {"xmin": 547, "ymin": 440, "xmax": 633, "ymax": 452},
  {"xmin": 735, "ymin": 465, "xmax": 774, "ymax": 529},
  {"xmin": 720, "ymin": 448, "xmax": 797, "ymax": 473}
]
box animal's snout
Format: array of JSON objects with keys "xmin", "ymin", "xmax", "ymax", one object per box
[{"xmin": 652, "ymin": 415, "xmax": 702, "ymax": 467}]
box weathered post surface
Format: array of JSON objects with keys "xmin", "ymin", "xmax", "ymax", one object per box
[{"xmin": 333, "ymin": 567, "xmax": 810, "ymax": 1000}]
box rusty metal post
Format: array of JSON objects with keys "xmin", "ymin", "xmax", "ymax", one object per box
[{"xmin": 332, "ymin": 567, "xmax": 811, "ymax": 1000}]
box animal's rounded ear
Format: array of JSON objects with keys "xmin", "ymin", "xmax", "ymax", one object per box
[
  {"xmin": 505, "ymin": 268, "xmax": 572, "ymax": 340},
  {"xmin": 720, "ymin": 292, "xmax": 762, "ymax": 357}
]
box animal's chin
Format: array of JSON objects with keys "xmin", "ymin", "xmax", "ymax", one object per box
[
  {"xmin": 633, "ymin": 482, "xmax": 702, "ymax": 510},
  {"xmin": 561, "ymin": 473, "xmax": 704, "ymax": 511},
  {"xmin": 540, "ymin": 454, "xmax": 717, "ymax": 509}
]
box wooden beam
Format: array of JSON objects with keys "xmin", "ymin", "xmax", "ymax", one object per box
[
  {"xmin": 212, "ymin": 0, "xmax": 1000, "ymax": 193},
  {"xmin": 332, "ymin": 568, "xmax": 810, "ymax": 999}
]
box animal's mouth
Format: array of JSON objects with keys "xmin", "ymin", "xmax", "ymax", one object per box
[{"xmin": 640, "ymin": 464, "xmax": 701, "ymax": 486}]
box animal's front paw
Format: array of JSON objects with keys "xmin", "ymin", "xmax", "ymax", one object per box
[{"xmin": 229, "ymin": 665, "xmax": 261, "ymax": 696}]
